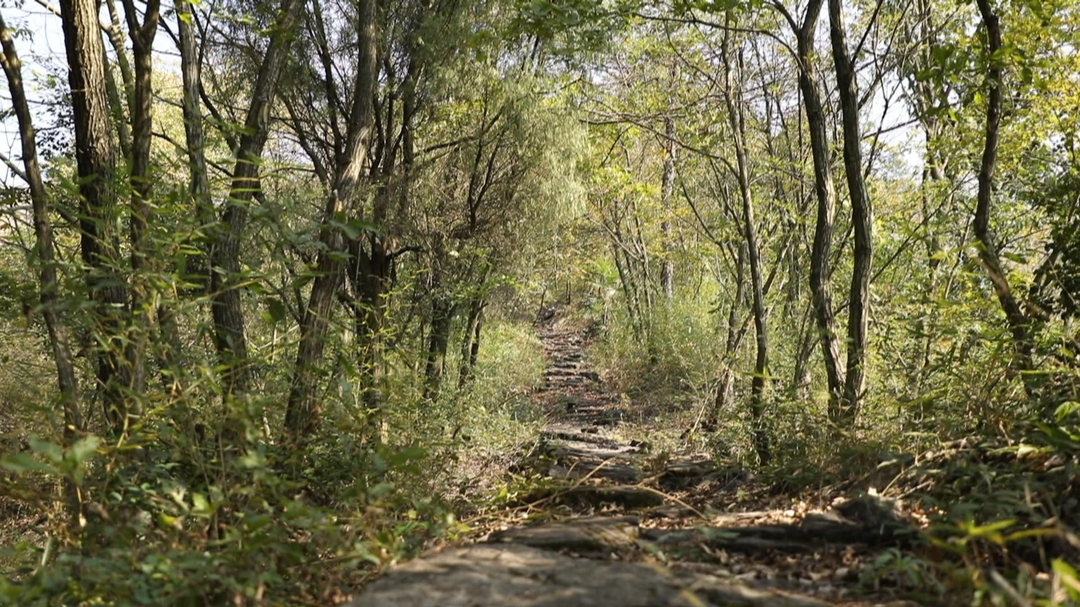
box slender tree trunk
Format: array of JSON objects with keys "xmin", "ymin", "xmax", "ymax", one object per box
[
  {"xmin": 423, "ymin": 294, "xmax": 454, "ymax": 402},
  {"xmin": 104, "ymin": 0, "xmax": 134, "ymax": 105},
  {"xmin": 458, "ymin": 265, "xmax": 489, "ymax": 388},
  {"xmin": 157, "ymin": 304, "xmax": 184, "ymax": 394},
  {"xmin": 351, "ymin": 235, "xmax": 392, "ymax": 415},
  {"xmin": 0, "ymin": 15, "xmax": 83, "ymax": 525},
  {"xmin": 791, "ymin": 0, "xmax": 846, "ymax": 418},
  {"xmin": 101, "ymin": 0, "xmax": 133, "ymax": 159},
  {"xmin": 916, "ymin": 144, "xmax": 946, "ymax": 388},
  {"xmin": 121, "ymin": 0, "xmax": 161, "ymax": 401},
  {"xmin": 973, "ymin": 0, "xmax": 1037, "ymax": 396},
  {"xmin": 660, "ymin": 112, "xmax": 676, "ymax": 302},
  {"xmin": 790, "ymin": 302, "xmax": 816, "ymax": 400},
  {"xmin": 101, "ymin": 42, "xmax": 131, "ymax": 159},
  {"xmin": 829, "ymin": 0, "xmax": 873, "ymax": 424},
  {"xmin": 458, "ymin": 299, "xmax": 482, "ymax": 388},
  {"xmin": 631, "ymin": 211, "xmax": 654, "ymax": 318},
  {"xmin": 176, "ymin": 0, "xmax": 214, "ymax": 246},
  {"xmin": 611, "ymin": 240, "xmax": 641, "ymax": 337},
  {"xmin": 209, "ymin": 0, "xmax": 304, "ymax": 396},
  {"xmin": 284, "ymin": 0, "xmax": 378, "ymax": 441},
  {"xmin": 348, "ymin": 2, "xmax": 433, "ymax": 420},
  {"xmin": 713, "ymin": 241, "xmax": 746, "ymax": 427},
  {"xmin": 723, "ymin": 33, "xmax": 770, "ymax": 465},
  {"xmin": 60, "ymin": 0, "xmax": 130, "ymax": 430},
  {"xmin": 469, "ymin": 305, "xmax": 484, "ymax": 369}
]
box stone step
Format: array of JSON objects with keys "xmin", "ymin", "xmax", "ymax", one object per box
[
  {"xmin": 523, "ymin": 484, "xmax": 665, "ymax": 509},
  {"xmin": 488, "ymin": 515, "xmax": 639, "ymax": 553},
  {"xmin": 351, "ymin": 544, "xmax": 831, "ymax": 607}
]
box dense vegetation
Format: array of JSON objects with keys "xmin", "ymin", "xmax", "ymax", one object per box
[{"xmin": 1, "ymin": 0, "xmax": 1079, "ymax": 603}]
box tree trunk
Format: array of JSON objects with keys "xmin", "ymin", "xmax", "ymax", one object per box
[
  {"xmin": 829, "ymin": 0, "xmax": 873, "ymax": 424},
  {"xmin": 790, "ymin": 302, "xmax": 816, "ymax": 400},
  {"xmin": 176, "ymin": 0, "xmax": 214, "ymax": 249},
  {"xmin": 469, "ymin": 305, "xmax": 484, "ymax": 370},
  {"xmin": 458, "ymin": 300, "xmax": 482, "ymax": 388},
  {"xmin": 0, "ymin": 14, "xmax": 83, "ymax": 525},
  {"xmin": 712, "ymin": 241, "xmax": 746, "ymax": 430},
  {"xmin": 208, "ymin": 0, "xmax": 305, "ymax": 397},
  {"xmin": 348, "ymin": 2, "xmax": 434, "ymax": 421},
  {"xmin": 458, "ymin": 264, "xmax": 489, "ymax": 388},
  {"xmin": 60, "ymin": 0, "xmax": 131, "ymax": 431},
  {"xmin": 723, "ymin": 33, "xmax": 770, "ymax": 465},
  {"xmin": 284, "ymin": 0, "xmax": 378, "ymax": 442},
  {"xmin": 121, "ymin": 0, "xmax": 161, "ymax": 401},
  {"xmin": 611, "ymin": 240, "xmax": 641, "ymax": 337},
  {"xmin": 156, "ymin": 304, "xmax": 184, "ymax": 394},
  {"xmin": 791, "ymin": 0, "xmax": 847, "ymax": 418},
  {"xmin": 973, "ymin": 0, "xmax": 1037, "ymax": 395},
  {"xmin": 423, "ymin": 294, "xmax": 454, "ymax": 402},
  {"xmin": 660, "ymin": 111, "xmax": 676, "ymax": 302},
  {"xmin": 352, "ymin": 236, "xmax": 392, "ymax": 414}
]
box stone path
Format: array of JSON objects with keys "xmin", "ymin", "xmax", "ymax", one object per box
[{"xmin": 352, "ymin": 325, "xmax": 916, "ymax": 607}]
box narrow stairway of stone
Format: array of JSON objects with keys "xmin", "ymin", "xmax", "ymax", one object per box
[{"xmin": 353, "ymin": 324, "xmax": 917, "ymax": 607}]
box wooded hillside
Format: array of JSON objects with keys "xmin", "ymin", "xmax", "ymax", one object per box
[{"xmin": 1, "ymin": 0, "xmax": 1079, "ymax": 604}]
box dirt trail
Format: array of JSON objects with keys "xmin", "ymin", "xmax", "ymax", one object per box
[{"xmin": 352, "ymin": 326, "xmax": 918, "ymax": 607}]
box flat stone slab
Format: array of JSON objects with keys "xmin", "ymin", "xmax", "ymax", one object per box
[
  {"xmin": 539, "ymin": 428, "xmax": 625, "ymax": 449},
  {"xmin": 641, "ymin": 512, "xmax": 915, "ymax": 555},
  {"xmin": 547, "ymin": 443, "xmax": 643, "ymax": 461},
  {"xmin": 548, "ymin": 461, "xmax": 642, "ymax": 483},
  {"xmin": 488, "ymin": 515, "xmax": 639, "ymax": 553},
  {"xmin": 351, "ymin": 544, "xmax": 831, "ymax": 607},
  {"xmin": 525, "ymin": 485, "xmax": 665, "ymax": 509}
]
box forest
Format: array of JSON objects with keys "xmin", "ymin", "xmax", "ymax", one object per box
[{"xmin": 1, "ymin": 0, "xmax": 1079, "ymax": 604}]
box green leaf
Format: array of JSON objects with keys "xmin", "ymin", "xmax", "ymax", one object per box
[
  {"xmin": 192, "ymin": 492, "xmax": 210, "ymax": 515},
  {"xmin": 388, "ymin": 445, "xmax": 428, "ymax": 467},
  {"xmin": 266, "ymin": 298, "xmax": 287, "ymax": 323},
  {"xmin": 68, "ymin": 435, "xmax": 101, "ymax": 466},
  {"xmin": 0, "ymin": 453, "xmax": 58, "ymax": 475},
  {"xmin": 339, "ymin": 219, "xmax": 376, "ymax": 241},
  {"xmin": 1055, "ymin": 401, "xmax": 1080, "ymax": 422},
  {"xmin": 1052, "ymin": 559, "xmax": 1080, "ymax": 601},
  {"xmin": 29, "ymin": 437, "xmax": 63, "ymax": 465}
]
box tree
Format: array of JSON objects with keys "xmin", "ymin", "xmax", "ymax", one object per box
[
  {"xmin": 0, "ymin": 10, "xmax": 82, "ymax": 522},
  {"xmin": 60, "ymin": 0, "xmax": 130, "ymax": 431},
  {"xmin": 208, "ymin": 0, "xmax": 306, "ymax": 398},
  {"xmin": 971, "ymin": 0, "xmax": 1037, "ymax": 396},
  {"xmin": 827, "ymin": 0, "xmax": 874, "ymax": 424},
  {"xmin": 284, "ymin": 0, "xmax": 379, "ymax": 443},
  {"xmin": 720, "ymin": 24, "xmax": 771, "ymax": 463}
]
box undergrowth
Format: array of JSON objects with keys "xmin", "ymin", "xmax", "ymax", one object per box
[{"xmin": 0, "ymin": 318, "xmax": 545, "ymax": 605}]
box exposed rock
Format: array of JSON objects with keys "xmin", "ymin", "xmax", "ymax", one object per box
[
  {"xmin": 539, "ymin": 429, "xmax": 625, "ymax": 449},
  {"xmin": 548, "ymin": 461, "xmax": 642, "ymax": 483},
  {"xmin": 524, "ymin": 484, "xmax": 665, "ymax": 509},
  {"xmin": 657, "ymin": 457, "xmax": 721, "ymax": 489},
  {"xmin": 832, "ymin": 495, "xmax": 903, "ymax": 529},
  {"xmin": 641, "ymin": 510, "xmax": 915, "ymax": 556},
  {"xmin": 488, "ymin": 516, "xmax": 639, "ymax": 553},
  {"xmin": 351, "ymin": 544, "xmax": 831, "ymax": 607},
  {"xmin": 546, "ymin": 442, "xmax": 643, "ymax": 461}
]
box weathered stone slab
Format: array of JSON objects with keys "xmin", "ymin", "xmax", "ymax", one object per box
[
  {"xmin": 548, "ymin": 461, "xmax": 642, "ymax": 483},
  {"xmin": 547, "ymin": 443, "xmax": 643, "ymax": 461},
  {"xmin": 525, "ymin": 484, "xmax": 665, "ymax": 509},
  {"xmin": 539, "ymin": 429, "xmax": 624, "ymax": 449},
  {"xmin": 658, "ymin": 460, "xmax": 745, "ymax": 489},
  {"xmin": 488, "ymin": 515, "xmax": 639, "ymax": 553},
  {"xmin": 350, "ymin": 544, "xmax": 832, "ymax": 607},
  {"xmin": 641, "ymin": 510, "xmax": 915, "ymax": 556}
]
